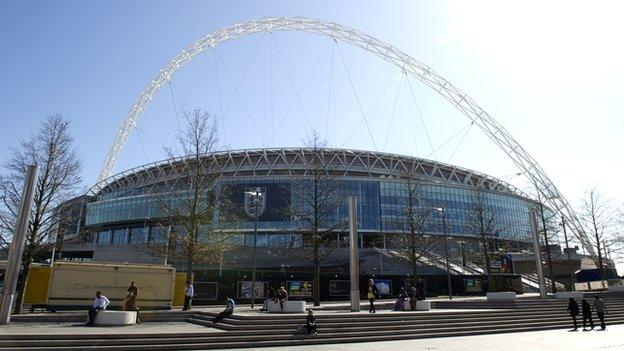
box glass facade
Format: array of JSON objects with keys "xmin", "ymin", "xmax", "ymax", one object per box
[{"xmin": 85, "ymin": 175, "xmax": 540, "ymax": 245}]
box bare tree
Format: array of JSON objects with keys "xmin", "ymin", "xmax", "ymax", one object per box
[
  {"xmin": 0, "ymin": 114, "xmax": 82, "ymax": 314},
  {"xmin": 386, "ymin": 172, "xmax": 443, "ymax": 292},
  {"xmin": 531, "ymin": 185, "xmax": 561, "ymax": 293},
  {"xmin": 147, "ymin": 109, "xmax": 236, "ymax": 284},
  {"xmin": 466, "ymin": 189, "xmax": 506, "ymax": 291},
  {"xmin": 579, "ymin": 188, "xmax": 620, "ymax": 280},
  {"xmin": 286, "ymin": 130, "xmax": 346, "ymax": 306}
]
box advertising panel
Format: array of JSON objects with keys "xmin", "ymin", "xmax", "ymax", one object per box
[
  {"xmin": 287, "ymin": 280, "xmax": 313, "ymax": 297},
  {"xmin": 464, "ymin": 278, "xmax": 482, "ymax": 293},
  {"xmin": 223, "ymin": 183, "xmax": 291, "ymax": 221},
  {"xmin": 329, "ymin": 280, "xmax": 350, "ymax": 297},
  {"xmin": 374, "ymin": 279, "xmax": 392, "ymax": 296},
  {"xmin": 492, "ymin": 253, "xmax": 514, "ymax": 274},
  {"xmin": 237, "ymin": 281, "xmax": 266, "ymax": 299}
]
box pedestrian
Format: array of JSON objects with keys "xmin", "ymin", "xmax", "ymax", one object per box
[
  {"xmin": 213, "ymin": 296, "xmax": 235, "ymax": 323},
  {"xmin": 409, "ymin": 286, "xmax": 418, "ymax": 311},
  {"xmin": 123, "ymin": 293, "xmax": 141, "ymax": 324},
  {"xmin": 261, "ymin": 286, "xmax": 275, "ymax": 312},
  {"xmin": 305, "ymin": 309, "xmax": 317, "ymax": 335},
  {"xmin": 183, "ymin": 281, "xmax": 194, "ymax": 311},
  {"xmin": 86, "ymin": 291, "xmax": 110, "ymax": 326},
  {"xmin": 127, "ymin": 281, "xmax": 139, "ymax": 298},
  {"xmin": 367, "ymin": 279, "xmax": 379, "ymax": 313},
  {"xmin": 593, "ymin": 295, "xmax": 607, "ymax": 330},
  {"xmin": 581, "ymin": 299, "xmax": 594, "ymax": 330},
  {"xmin": 566, "ymin": 298, "xmax": 579, "ymax": 330},
  {"xmin": 394, "ymin": 287, "xmax": 408, "ymax": 311},
  {"xmin": 276, "ymin": 286, "xmax": 288, "ymax": 312}
]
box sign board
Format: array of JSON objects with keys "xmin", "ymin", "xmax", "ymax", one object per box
[
  {"xmin": 329, "ymin": 280, "xmax": 350, "ymax": 297},
  {"xmin": 492, "ymin": 253, "xmax": 514, "ymax": 274},
  {"xmin": 287, "ymin": 280, "xmax": 313, "ymax": 297},
  {"xmin": 464, "ymin": 278, "xmax": 482, "ymax": 293},
  {"xmin": 237, "ymin": 281, "xmax": 266, "ymax": 299},
  {"xmin": 194, "ymin": 282, "xmax": 219, "ymax": 301},
  {"xmin": 374, "ymin": 279, "xmax": 392, "ymax": 296},
  {"xmin": 589, "ymin": 280, "xmax": 609, "ymax": 290}
]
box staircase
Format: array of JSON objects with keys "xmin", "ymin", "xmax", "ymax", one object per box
[
  {"xmin": 385, "ymin": 248, "xmax": 565, "ymax": 294},
  {"xmin": 2, "ymin": 297, "xmax": 624, "ymax": 350}
]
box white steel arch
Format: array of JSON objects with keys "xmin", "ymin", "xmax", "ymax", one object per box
[{"xmin": 98, "ymin": 16, "xmax": 594, "ymax": 256}]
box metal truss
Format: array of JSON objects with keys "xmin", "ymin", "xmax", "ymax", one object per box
[
  {"xmin": 97, "ymin": 16, "xmax": 595, "ymax": 256},
  {"xmin": 91, "ymin": 147, "xmax": 526, "ymax": 198}
]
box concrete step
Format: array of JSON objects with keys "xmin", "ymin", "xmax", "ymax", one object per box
[
  {"xmin": 190, "ymin": 306, "xmax": 624, "ymax": 326},
  {"xmin": 189, "ymin": 310, "xmax": 624, "ymax": 332}
]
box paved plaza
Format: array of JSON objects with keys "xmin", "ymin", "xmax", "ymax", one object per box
[{"xmin": 233, "ymin": 323, "xmax": 624, "ymax": 351}]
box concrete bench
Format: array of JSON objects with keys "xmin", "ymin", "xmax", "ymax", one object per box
[
  {"xmin": 416, "ymin": 300, "xmax": 431, "ymax": 311},
  {"xmin": 486, "ymin": 292, "xmax": 517, "ymax": 302},
  {"xmin": 92, "ymin": 311, "xmax": 137, "ymax": 326},
  {"xmin": 267, "ymin": 300, "xmax": 306, "ymax": 313},
  {"xmin": 555, "ymin": 291, "xmax": 584, "ymax": 300}
]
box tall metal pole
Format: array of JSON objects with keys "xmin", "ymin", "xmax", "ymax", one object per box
[
  {"xmin": 0, "ymin": 165, "xmax": 39, "ymax": 324},
  {"xmin": 538, "ymin": 201, "xmax": 556, "ymax": 293},
  {"xmin": 561, "ymin": 217, "xmax": 571, "ymax": 262},
  {"xmin": 441, "ymin": 209, "xmax": 453, "ymax": 300},
  {"xmin": 530, "ymin": 209, "xmax": 547, "ymax": 299},
  {"xmin": 561, "ymin": 217, "xmax": 575, "ymax": 291},
  {"xmin": 250, "ymin": 188, "xmax": 259, "ymax": 309},
  {"xmin": 348, "ymin": 196, "xmax": 360, "ymax": 312}
]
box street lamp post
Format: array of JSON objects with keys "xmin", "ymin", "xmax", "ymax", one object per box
[
  {"xmin": 245, "ymin": 187, "xmax": 263, "ymax": 309},
  {"xmin": 435, "ymin": 207, "xmax": 453, "ymax": 300}
]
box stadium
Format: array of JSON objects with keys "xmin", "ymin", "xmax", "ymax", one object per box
[
  {"xmin": 57, "ymin": 147, "xmax": 568, "ymax": 302},
  {"xmin": 48, "ymin": 17, "xmax": 599, "ymax": 302}
]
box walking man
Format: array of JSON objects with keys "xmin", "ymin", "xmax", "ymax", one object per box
[
  {"xmin": 581, "ymin": 299, "xmax": 594, "ymax": 330},
  {"xmin": 183, "ymin": 281, "xmax": 194, "ymax": 311},
  {"xmin": 593, "ymin": 295, "xmax": 607, "ymax": 330},
  {"xmin": 87, "ymin": 291, "xmax": 110, "ymax": 326},
  {"xmin": 566, "ymin": 298, "xmax": 579, "ymax": 330}
]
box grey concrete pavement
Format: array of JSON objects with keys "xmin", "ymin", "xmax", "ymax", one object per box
[{"xmin": 0, "ymin": 321, "xmax": 218, "ymax": 335}]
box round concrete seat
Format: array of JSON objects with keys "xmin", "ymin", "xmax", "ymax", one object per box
[
  {"xmin": 486, "ymin": 291, "xmax": 517, "ymax": 302},
  {"xmin": 93, "ymin": 310, "xmax": 137, "ymax": 326},
  {"xmin": 267, "ymin": 300, "xmax": 306, "ymax": 313},
  {"xmin": 416, "ymin": 300, "xmax": 431, "ymax": 311}
]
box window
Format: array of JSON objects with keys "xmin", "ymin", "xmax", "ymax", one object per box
[
  {"xmin": 129, "ymin": 227, "xmax": 147, "ymax": 244},
  {"xmin": 96, "ymin": 230, "xmax": 111, "ymax": 244},
  {"xmin": 149, "ymin": 226, "xmax": 169, "ymax": 243},
  {"xmin": 112, "ymin": 228, "xmax": 128, "ymax": 244}
]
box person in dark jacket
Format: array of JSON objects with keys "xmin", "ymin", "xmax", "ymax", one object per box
[
  {"xmin": 127, "ymin": 281, "xmax": 139, "ymax": 298},
  {"xmin": 409, "ymin": 286, "xmax": 418, "ymax": 311},
  {"xmin": 593, "ymin": 295, "xmax": 608, "ymax": 330},
  {"xmin": 305, "ymin": 309, "xmax": 317, "ymax": 335},
  {"xmin": 276, "ymin": 286, "xmax": 288, "ymax": 311},
  {"xmin": 581, "ymin": 299, "xmax": 594, "ymax": 330},
  {"xmin": 395, "ymin": 287, "xmax": 408, "ymax": 311},
  {"xmin": 566, "ymin": 298, "xmax": 579, "ymax": 330},
  {"xmin": 367, "ymin": 279, "xmax": 379, "ymax": 313}
]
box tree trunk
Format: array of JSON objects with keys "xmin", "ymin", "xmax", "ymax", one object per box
[
  {"xmin": 411, "ymin": 261, "xmax": 419, "ymax": 298},
  {"xmin": 481, "ymin": 236, "xmax": 492, "ymax": 292},
  {"xmin": 314, "ymin": 259, "xmax": 321, "ymax": 306},
  {"xmin": 13, "ymin": 259, "xmax": 32, "ymax": 315},
  {"xmin": 185, "ymin": 262, "xmax": 194, "ymax": 283}
]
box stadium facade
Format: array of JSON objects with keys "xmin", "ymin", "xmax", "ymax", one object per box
[{"xmin": 59, "ymin": 148, "xmax": 558, "ymax": 301}]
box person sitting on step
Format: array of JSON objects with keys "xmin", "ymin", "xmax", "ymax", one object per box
[{"xmin": 213, "ymin": 296, "xmax": 235, "ymax": 323}]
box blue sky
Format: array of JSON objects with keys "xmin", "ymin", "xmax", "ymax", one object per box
[{"xmin": 1, "ymin": 1, "xmax": 623, "ymax": 252}]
